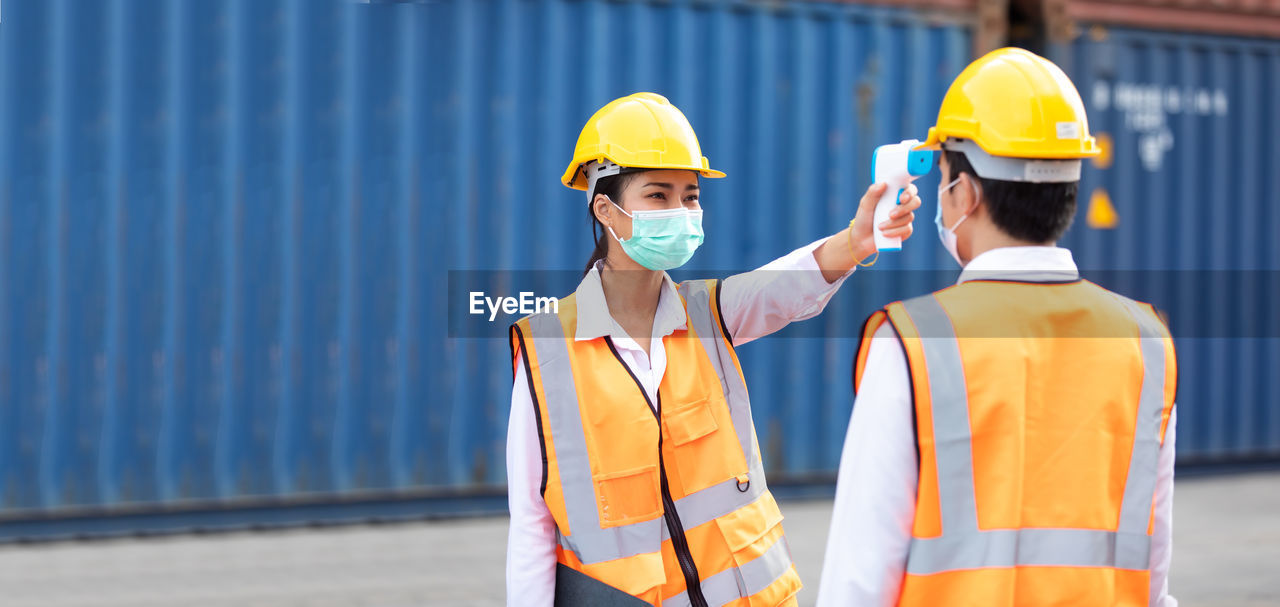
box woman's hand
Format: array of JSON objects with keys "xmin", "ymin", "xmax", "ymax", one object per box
[
  {"xmin": 848, "ymin": 183, "xmax": 922, "ymax": 263},
  {"xmin": 813, "ymin": 182, "xmax": 923, "ymax": 283}
]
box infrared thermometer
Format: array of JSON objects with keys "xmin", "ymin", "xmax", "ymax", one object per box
[{"xmin": 871, "ymin": 139, "xmax": 935, "ymax": 251}]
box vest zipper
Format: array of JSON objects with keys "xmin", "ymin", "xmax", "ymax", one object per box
[
  {"xmin": 656, "ymin": 393, "xmax": 709, "ymax": 607},
  {"xmin": 604, "ymin": 338, "xmax": 709, "ymax": 607}
]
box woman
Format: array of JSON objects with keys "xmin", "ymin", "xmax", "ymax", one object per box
[{"xmin": 507, "ymin": 92, "xmax": 921, "ymax": 607}]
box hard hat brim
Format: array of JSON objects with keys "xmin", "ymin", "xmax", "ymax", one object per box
[
  {"xmin": 913, "ymin": 128, "xmax": 1101, "ymax": 159},
  {"xmin": 562, "ymin": 162, "xmax": 726, "ymax": 191},
  {"xmin": 913, "ymin": 128, "xmax": 943, "ymax": 151}
]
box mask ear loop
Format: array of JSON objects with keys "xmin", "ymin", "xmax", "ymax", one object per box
[
  {"xmin": 600, "ymin": 196, "xmax": 633, "ymax": 244},
  {"xmin": 939, "ymin": 174, "xmax": 980, "ymax": 232},
  {"xmin": 938, "ymin": 176, "xmax": 962, "ymax": 198},
  {"xmin": 950, "ymin": 175, "xmax": 981, "ymax": 231}
]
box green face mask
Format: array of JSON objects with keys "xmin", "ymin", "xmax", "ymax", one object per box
[{"xmin": 606, "ymin": 198, "xmax": 705, "ymax": 271}]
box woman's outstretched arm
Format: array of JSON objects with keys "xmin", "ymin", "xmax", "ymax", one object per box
[{"xmin": 719, "ymin": 183, "xmax": 921, "ymax": 346}]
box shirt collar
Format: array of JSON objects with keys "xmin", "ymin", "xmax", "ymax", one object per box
[
  {"xmin": 574, "ymin": 260, "xmax": 688, "ymax": 342},
  {"xmin": 957, "ymin": 246, "xmax": 1080, "ymax": 285}
]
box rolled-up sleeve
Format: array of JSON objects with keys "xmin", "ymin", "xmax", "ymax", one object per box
[{"xmin": 720, "ymin": 236, "xmax": 854, "ymax": 346}]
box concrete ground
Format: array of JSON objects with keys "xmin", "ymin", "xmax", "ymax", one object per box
[{"xmin": 1, "ymin": 472, "xmax": 1277, "ymax": 606}]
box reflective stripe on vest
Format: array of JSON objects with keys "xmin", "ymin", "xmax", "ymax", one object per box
[
  {"xmin": 533, "ymin": 279, "xmax": 788, "ymax": 604},
  {"xmin": 899, "ymin": 292, "xmax": 1168, "ymax": 575},
  {"xmin": 530, "ymin": 311, "xmax": 662, "ymax": 564},
  {"xmin": 661, "ymin": 536, "xmax": 794, "ymax": 607},
  {"xmin": 676, "ymin": 280, "xmax": 761, "ymax": 478}
]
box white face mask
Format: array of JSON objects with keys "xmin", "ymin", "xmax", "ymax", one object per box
[{"xmin": 935, "ymin": 176, "xmax": 975, "ymax": 266}]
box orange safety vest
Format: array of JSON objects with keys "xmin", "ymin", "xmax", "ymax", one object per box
[
  {"xmin": 510, "ymin": 279, "xmax": 802, "ymax": 607},
  {"xmin": 854, "ymin": 278, "xmax": 1177, "ymax": 607}
]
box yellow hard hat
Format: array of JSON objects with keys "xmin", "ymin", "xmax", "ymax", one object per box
[
  {"xmin": 562, "ymin": 92, "xmax": 725, "ymax": 191},
  {"xmin": 916, "ymin": 47, "xmax": 1099, "ymax": 160}
]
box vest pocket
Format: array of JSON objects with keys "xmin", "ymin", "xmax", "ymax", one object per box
[
  {"xmin": 664, "ymin": 396, "xmax": 719, "ymax": 446},
  {"xmin": 714, "ymin": 492, "xmax": 801, "ymax": 604},
  {"xmin": 665, "ymin": 393, "xmax": 749, "ymax": 494},
  {"xmin": 593, "ymin": 464, "xmax": 662, "ymax": 528},
  {"xmin": 716, "ymin": 489, "xmax": 784, "ymax": 553}
]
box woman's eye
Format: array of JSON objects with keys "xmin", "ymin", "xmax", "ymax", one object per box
[
  {"xmin": 648, "ymin": 192, "xmax": 666, "ymax": 199},
  {"xmin": 685, "ymin": 196, "xmax": 699, "ymax": 203}
]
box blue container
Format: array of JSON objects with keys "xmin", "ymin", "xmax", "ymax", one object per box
[
  {"xmin": 1051, "ymin": 26, "xmax": 1280, "ymax": 462},
  {"xmin": 0, "ymin": 0, "xmax": 1274, "ymax": 539},
  {"xmin": 0, "ymin": 0, "xmax": 973, "ymax": 537}
]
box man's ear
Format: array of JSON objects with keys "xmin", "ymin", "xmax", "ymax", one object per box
[{"xmin": 961, "ymin": 174, "xmax": 983, "ymax": 215}]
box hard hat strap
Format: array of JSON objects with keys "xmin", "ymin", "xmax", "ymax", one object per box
[
  {"xmin": 943, "ymin": 138, "xmax": 1081, "ymax": 183},
  {"xmin": 584, "ymin": 159, "xmax": 624, "ymax": 203}
]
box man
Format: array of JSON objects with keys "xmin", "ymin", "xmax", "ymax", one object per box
[{"xmin": 816, "ymin": 48, "xmax": 1177, "ymax": 607}]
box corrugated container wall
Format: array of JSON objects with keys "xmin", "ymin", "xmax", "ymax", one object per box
[
  {"xmin": 1, "ymin": 0, "xmax": 1276, "ymax": 538},
  {"xmin": 1051, "ymin": 26, "xmax": 1280, "ymax": 461},
  {"xmin": 0, "ymin": 0, "xmax": 974, "ymax": 535}
]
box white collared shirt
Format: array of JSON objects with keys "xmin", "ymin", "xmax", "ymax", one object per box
[
  {"xmin": 815, "ymin": 246, "xmax": 1177, "ymax": 607},
  {"xmin": 506, "ymin": 237, "xmax": 854, "ymax": 606},
  {"xmin": 957, "ymin": 245, "xmax": 1080, "ymax": 284}
]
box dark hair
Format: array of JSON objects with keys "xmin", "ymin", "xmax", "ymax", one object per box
[
  {"xmin": 943, "ymin": 150, "xmax": 1079, "ymax": 244},
  {"xmin": 583, "ymin": 170, "xmax": 643, "ymax": 275}
]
